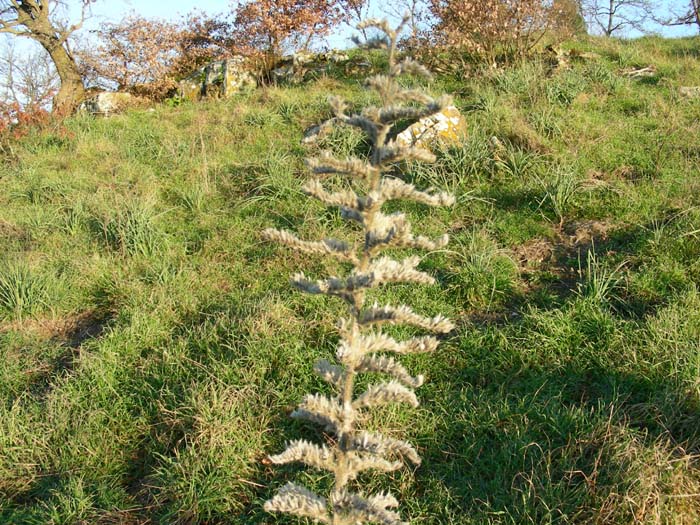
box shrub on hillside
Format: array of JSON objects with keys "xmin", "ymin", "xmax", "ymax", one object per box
[
  {"xmin": 428, "ymin": 0, "xmax": 569, "ymax": 62},
  {"xmin": 0, "ymin": 102, "xmax": 49, "ymax": 138},
  {"xmin": 173, "ymin": 11, "xmax": 241, "ymax": 78},
  {"xmin": 79, "ymin": 13, "xmax": 239, "ymax": 100},
  {"xmin": 79, "ymin": 2, "xmax": 366, "ymax": 97},
  {"xmin": 551, "ymin": 0, "xmax": 588, "ymax": 38},
  {"xmin": 232, "ymin": 0, "xmax": 346, "ymax": 76},
  {"xmin": 78, "ymin": 16, "xmax": 182, "ymax": 100},
  {"xmin": 0, "ymin": 101, "xmax": 56, "ymax": 156}
]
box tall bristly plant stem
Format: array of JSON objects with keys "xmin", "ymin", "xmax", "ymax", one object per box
[{"xmin": 263, "ymin": 17, "xmax": 455, "ymax": 525}]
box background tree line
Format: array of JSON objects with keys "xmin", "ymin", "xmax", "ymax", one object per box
[{"xmin": 0, "ymin": 0, "xmax": 698, "ymax": 119}]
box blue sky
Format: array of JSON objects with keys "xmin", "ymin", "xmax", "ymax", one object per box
[
  {"xmin": 87, "ymin": 0, "xmax": 229, "ymax": 26},
  {"xmin": 2, "ymin": 0, "xmax": 699, "ymax": 52},
  {"xmin": 80, "ymin": 0, "xmax": 697, "ymax": 47},
  {"xmin": 86, "ymin": 0, "xmax": 699, "ymax": 40}
]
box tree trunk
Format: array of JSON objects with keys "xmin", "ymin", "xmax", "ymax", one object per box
[
  {"xmin": 1, "ymin": 1, "xmax": 88, "ymax": 114},
  {"xmin": 41, "ymin": 41, "xmax": 85, "ymax": 115},
  {"xmin": 606, "ymin": 0, "xmax": 615, "ymax": 36}
]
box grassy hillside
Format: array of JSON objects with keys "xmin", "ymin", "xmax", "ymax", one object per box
[{"xmin": 1, "ymin": 36, "xmax": 700, "ymax": 524}]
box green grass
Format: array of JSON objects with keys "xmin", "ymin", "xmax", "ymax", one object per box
[
  {"xmin": 1, "ymin": 35, "xmax": 700, "ymax": 523},
  {"xmin": 0, "ymin": 262, "xmax": 49, "ymax": 321}
]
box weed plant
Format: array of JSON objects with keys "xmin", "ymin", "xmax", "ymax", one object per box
[{"xmin": 263, "ymin": 19, "xmax": 455, "ymax": 524}]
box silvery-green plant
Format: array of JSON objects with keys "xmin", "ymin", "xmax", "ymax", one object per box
[{"xmin": 262, "ymin": 18, "xmax": 455, "ymax": 525}]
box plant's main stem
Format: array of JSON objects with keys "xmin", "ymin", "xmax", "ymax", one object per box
[{"xmin": 333, "ymin": 147, "xmax": 383, "ymax": 505}]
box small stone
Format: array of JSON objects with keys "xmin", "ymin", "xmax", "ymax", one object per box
[
  {"xmin": 621, "ymin": 65, "xmax": 657, "ymax": 78},
  {"xmin": 293, "ymin": 51, "xmax": 316, "ymax": 66},
  {"xmin": 326, "ymin": 50, "xmax": 350, "ymax": 62},
  {"xmin": 178, "ymin": 77, "xmax": 202, "ymax": 101},
  {"xmin": 272, "ymin": 64, "xmax": 297, "ymax": 83},
  {"xmin": 395, "ymin": 105, "xmax": 466, "ymax": 150},
  {"xmin": 78, "ymin": 92, "xmax": 139, "ymax": 116},
  {"xmin": 679, "ymin": 86, "xmax": 700, "ymax": 99}
]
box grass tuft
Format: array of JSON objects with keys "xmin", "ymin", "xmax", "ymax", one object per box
[
  {"xmin": 0, "ymin": 262, "xmax": 48, "ymax": 321},
  {"xmin": 90, "ymin": 198, "xmax": 168, "ymax": 257}
]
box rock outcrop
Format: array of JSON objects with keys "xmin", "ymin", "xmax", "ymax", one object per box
[
  {"xmin": 271, "ymin": 50, "xmax": 350, "ymax": 84},
  {"xmin": 545, "ymin": 46, "xmax": 601, "ymax": 70},
  {"xmin": 178, "ymin": 57, "xmax": 257, "ymax": 101}
]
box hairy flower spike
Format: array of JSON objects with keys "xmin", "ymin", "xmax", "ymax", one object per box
[
  {"xmin": 374, "ymin": 98, "xmax": 449, "ymax": 126},
  {"xmin": 357, "ymin": 354, "xmax": 424, "ymax": 388},
  {"xmin": 377, "ymin": 178, "xmax": 456, "ymax": 207},
  {"xmin": 351, "ymin": 432, "xmax": 421, "ymax": 467},
  {"xmin": 378, "ymin": 143, "xmax": 437, "ymax": 164},
  {"xmin": 336, "ymin": 331, "xmax": 440, "ymax": 361},
  {"xmin": 263, "ymin": 228, "xmax": 358, "ymax": 263},
  {"xmin": 264, "ymin": 18, "xmax": 454, "ymax": 525},
  {"xmin": 264, "ymin": 483, "xmax": 330, "ymax": 523},
  {"xmin": 332, "ymin": 490, "xmax": 407, "ymax": 525},
  {"xmin": 314, "ymin": 359, "xmax": 345, "ymax": 388},
  {"xmin": 353, "ymin": 381, "xmax": 419, "ymax": 410},
  {"xmin": 345, "ymin": 452, "xmax": 403, "ymax": 479},
  {"xmin": 359, "ymin": 303, "xmax": 455, "ymax": 333},
  {"xmin": 269, "ymin": 440, "xmax": 337, "ymax": 473},
  {"xmin": 392, "ymin": 58, "xmax": 434, "ymax": 80},
  {"xmin": 366, "ymin": 212, "xmax": 450, "ymax": 251},
  {"xmin": 307, "ymin": 152, "xmax": 380, "ymax": 180},
  {"xmin": 291, "ymin": 393, "xmax": 344, "ymax": 432}
]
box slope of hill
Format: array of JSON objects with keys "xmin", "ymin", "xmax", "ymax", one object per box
[{"xmin": 1, "ymin": 36, "xmax": 700, "ymax": 523}]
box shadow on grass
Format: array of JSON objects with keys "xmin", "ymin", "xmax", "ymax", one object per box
[
  {"xmin": 481, "ymin": 186, "xmax": 543, "ymax": 215},
  {"xmin": 411, "ymin": 324, "xmax": 700, "ymax": 522}
]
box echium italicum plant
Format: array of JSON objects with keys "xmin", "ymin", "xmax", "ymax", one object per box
[{"xmin": 262, "ymin": 17, "xmax": 455, "ymax": 525}]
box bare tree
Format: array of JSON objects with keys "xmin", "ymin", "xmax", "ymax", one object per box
[
  {"xmin": 581, "ymin": 0, "xmax": 653, "ymax": 36},
  {"xmin": 380, "ymin": 0, "xmax": 431, "ymax": 40},
  {"xmin": 339, "ymin": 0, "xmax": 371, "ymax": 37},
  {"xmin": 0, "ymin": 1, "xmax": 95, "ymax": 114},
  {"xmin": 659, "ymin": 0, "xmax": 700, "ymax": 32},
  {"xmin": 0, "ymin": 38, "xmax": 58, "ymax": 108}
]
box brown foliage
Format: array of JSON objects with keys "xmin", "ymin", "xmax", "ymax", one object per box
[
  {"xmin": 79, "ymin": 2, "xmax": 365, "ymax": 97},
  {"xmin": 78, "ymin": 15, "xmax": 182, "ymax": 100},
  {"xmin": 233, "ymin": 0, "xmax": 343, "ymax": 60},
  {"xmin": 171, "ymin": 11, "xmax": 239, "ymax": 78},
  {"xmin": 0, "ymin": 101, "xmax": 54, "ymax": 148},
  {"xmin": 429, "ymin": 0, "xmax": 555, "ymax": 61},
  {"xmin": 78, "ymin": 12, "xmax": 241, "ymax": 101}
]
